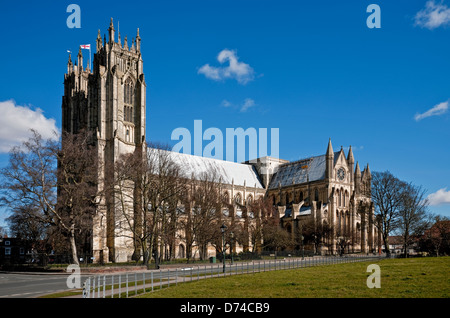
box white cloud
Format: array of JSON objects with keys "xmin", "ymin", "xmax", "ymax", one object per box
[
  {"xmin": 220, "ymin": 98, "xmax": 257, "ymax": 112},
  {"xmin": 414, "ymin": 101, "xmax": 448, "ymax": 121},
  {"xmin": 427, "ymin": 188, "xmax": 450, "ymax": 206},
  {"xmin": 198, "ymin": 49, "xmax": 255, "ymax": 85},
  {"xmin": 221, "ymin": 99, "xmax": 232, "ymax": 107},
  {"xmin": 240, "ymin": 98, "xmax": 256, "ymax": 112},
  {"xmin": 343, "ymin": 145, "xmax": 364, "ymax": 152},
  {"xmin": 198, "ymin": 64, "xmax": 221, "ymax": 81},
  {"xmin": 414, "ymin": 0, "xmax": 450, "ymax": 29},
  {"xmin": 0, "ymin": 100, "xmax": 60, "ymax": 153}
]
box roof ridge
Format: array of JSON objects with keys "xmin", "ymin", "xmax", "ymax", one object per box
[
  {"xmin": 281, "ymin": 153, "xmax": 325, "ymax": 167},
  {"xmin": 147, "ymin": 147, "xmax": 264, "ymax": 188},
  {"xmin": 149, "ymin": 147, "xmax": 254, "ymax": 167}
]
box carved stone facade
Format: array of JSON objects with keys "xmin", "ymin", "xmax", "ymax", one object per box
[
  {"xmin": 62, "ymin": 21, "xmax": 381, "ymax": 263},
  {"xmin": 62, "ymin": 19, "xmax": 146, "ymax": 263},
  {"xmin": 263, "ymin": 140, "xmax": 381, "ymax": 254}
]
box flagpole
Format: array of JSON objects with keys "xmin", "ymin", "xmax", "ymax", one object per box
[{"xmin": 80, "ymin": 44, "xmax": 92, "ymax": 71}]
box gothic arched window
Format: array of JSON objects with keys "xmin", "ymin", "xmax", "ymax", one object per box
[
  {"xmin": 246, "ymin": 195, "xmax": 253, "ymax": 206},
  {"xmin": 223, "ymin": 191, "xmax": 229, "ymax": 204},
  {"xmin": 124, "ymin": 78, "xmax": 134, "ymax": 122},
  {"xmin": 235, "ymin": 193, "xmax": 242, "ymax": 205}
]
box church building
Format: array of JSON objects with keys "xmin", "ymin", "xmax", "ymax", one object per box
[{"xmin": 62, "ymin": 20, "xmax": 381, "ymax": 263}]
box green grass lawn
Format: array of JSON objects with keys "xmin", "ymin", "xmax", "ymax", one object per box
[{"xmin": 138, "ymin": 257, "xmax": 450, "ymax": 298}]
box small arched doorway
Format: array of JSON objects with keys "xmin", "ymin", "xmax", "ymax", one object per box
[{"xmin": 178, "ymin": 244, "xmax": 185, "ymax": 259}]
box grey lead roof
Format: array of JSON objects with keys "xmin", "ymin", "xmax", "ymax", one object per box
[{"xmin": 267, "ymin": 152, "xmax": 340, "ymax": 189}]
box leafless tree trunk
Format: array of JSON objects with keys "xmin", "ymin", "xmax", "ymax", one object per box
[
  {"xmin": 111, "ymin": 144, "xmax": 186, "ymax": 268},
  {"xmin": 247, "ymin": 197, "xmax": 273, "ymax": 253},
  {"xmin": 422, "ymin": 216, "xmax": 450, "ymax": 256},
  {"xmin": 6, "ymin": 206, "xmax": 48, "ymax": 244},
  {"xmin": 303, "ymin": 218, "xmax": 333, "ymax": 255},
  {"xmin": 0, "ymin": 226, "xmax": 7, "ymax": 238},
  {"xmin": 56, "ymin": 130, "xmax": 99, "ymax": 265},
  {"xmin": 0, "ymin": 130, "xmax": 99, "ymax": 266},
  {"xmin": 371, "ymin": 171, "xmax": 404, "ymax": 257},
  {"xmin": 397, "ymin": 183, "xmax": 430, "ymax": 258},
  {"xmin": 261, "ymin": 211, "xmax": 293, "ymax": 257},
  {"xmin": 184, "ymin": 170, "xmax": 222, "ymax": 261}
]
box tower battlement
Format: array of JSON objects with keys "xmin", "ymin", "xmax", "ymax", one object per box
[{"xmin": 61, "ymin": 20, "xmax": 146, "ymax": 263}]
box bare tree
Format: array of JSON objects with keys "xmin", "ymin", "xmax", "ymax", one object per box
[
  {"xmin": 107, "ymin": 149, "xmax": 143, "ymax": 263},
  {"xmin": 421, "ymin": 215, "xmax": 450, "ymax": 256},
  {"xmin": 302, "ymin": 218, "xmax": 334, "ymax": 255},
  {"xmin": 147, "ymin": 145, "xmax": 186, "ymax": 267},
  {"xmin": 56, "ymin": 130, "xmax": 99, "ymax": 265},
  {"xmin": 111, "ymin": 144, "xmax": 186, "ymax": 268},
  {"xmin": 0, "ymin": 226, "xmax": 7, "ymax": 238},
  {"xmin": 261, "ymin": 212, "xmax": 293, "ymax": 257},
  {"xmin": 0, "ymin": 131, "xmax": 57, "ymax": 233},
  {"xmin": 396, "ymin": 183, "xmax": 430, "ymax": 257},
  {"xmin": 181, "ymin": 170, "xmax": 222, "ymax": 261},
  {"xmin": 247, "ymin": 197, "xmax": 273, "ymax": 253},
  {"xmin": 6, "ymin": 206, "xmax": 48, "ymax": 243},
  {"xmin": 0, "ymin": 130, "xmax": 99, "ymax": 265},
  {"xmin": 371, "ymin": 171, "xmax": 404, "ymax": 257}
]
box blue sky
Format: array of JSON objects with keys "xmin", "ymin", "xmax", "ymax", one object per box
[{"xmin": 0, "ymin": 0, "xmax": 449, "ymax": 229}]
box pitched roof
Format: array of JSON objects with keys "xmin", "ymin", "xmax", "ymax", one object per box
[
  {"xmin": 268, "ymin": 154, "xmax": 327, "ymax": 189},
  {"xmin": 151, "ymin": 148, "xmax": 264, "ymax": 189}
]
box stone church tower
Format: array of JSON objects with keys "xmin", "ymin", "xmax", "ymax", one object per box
[
  {"xmin": 62, "ymin": 19, "xmax": 146, "ymax": 263},
  {"xmin": 61, "ymin": 21, "xmax": 380, "ymax": 263}
]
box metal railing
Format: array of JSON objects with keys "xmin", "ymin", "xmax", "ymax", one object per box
[{"xmin": 82, "ymin": 253, "xmax": 386, "ymax": 298}]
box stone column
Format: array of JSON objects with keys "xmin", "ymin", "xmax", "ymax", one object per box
[
  {"xmin": 278, "ymin": 206, "xmax": 286, "ymax": 218},
  {"xmin": 292, "ymin": 203, "xmax": 300, "ymax": 219},
  {"xmin": 311, "ymin": 201, "xmax": 317, "ymax": 228},
  {"xmin": 93, "ymin": 205, "xmax": 108, "ymax": 264}
]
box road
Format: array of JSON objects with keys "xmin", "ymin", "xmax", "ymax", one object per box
[{"xmin": 0, "ymin": 272, "xmax": 84, "ymax": 298}]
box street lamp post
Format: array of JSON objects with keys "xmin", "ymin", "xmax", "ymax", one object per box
[
  {"xmin": 230, "ymin": 232, "xmax": 234, "ymax": 265},
  {"xmin": 301, "ymin": 235, "xmax": 304, "ymax": 259},
  {"xmin": 338, "ymin": 236, "xmax": 345, "ymax": 257},
  {"xmin": 220, "ymin": 224, "xmax": 227, "ymax": 273}
]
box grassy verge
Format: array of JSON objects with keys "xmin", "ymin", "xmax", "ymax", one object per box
[{"xmin": 138, "ymin": 257, "xmax": 449, "ymax": 298}]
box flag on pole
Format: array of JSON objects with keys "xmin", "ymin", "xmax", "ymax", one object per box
[{"xmin": 79, "ymin": 44, "xmax": 92, "ymax": 70}]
